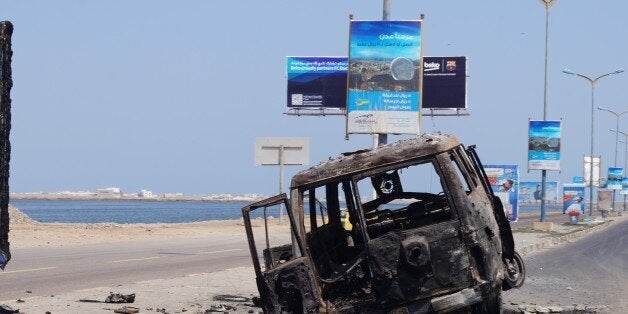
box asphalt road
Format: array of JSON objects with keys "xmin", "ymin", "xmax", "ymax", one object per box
[
  {"xmin": 503, "ymin": 218, "xmax": 628, "ymax": 312},
  {"xmin": 0, "ymin": 237, "xmax": 254, "ymax": 301}
]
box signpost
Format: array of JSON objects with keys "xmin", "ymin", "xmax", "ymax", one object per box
[{"xmin": 254, "ymin": 138, "xmax": 309, "ymax": 223}]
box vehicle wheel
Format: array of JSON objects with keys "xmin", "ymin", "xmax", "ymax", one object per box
[{"xmin": 503, "ymin": 251, "xmax": 525, "ymax": 290}]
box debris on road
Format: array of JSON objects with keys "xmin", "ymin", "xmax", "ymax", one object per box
[
  {"xmin": 105, "ymin": 293, "xmax": 136, "ymax": 303},
  {"xmin": 113, "ymin": 306, "xmax": 140, "ymax": 313},
  {"xmin": 0, "ymin": 304, "xmax": 18, "ymax": 314},
  {"xmin": 212, "ymin": 294, "xmax": 251, "ymax": 303},
  {"xmin": 205, "ymin": 304, "xmax": 237, "ymax": 313}
]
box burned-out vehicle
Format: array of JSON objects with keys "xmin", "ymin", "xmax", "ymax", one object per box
[{"xmin": 242, "ymin": 133, "xmax": 525, "ymax": 313}]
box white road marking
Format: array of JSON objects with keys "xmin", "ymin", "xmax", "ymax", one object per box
[
  {"xmin": 0, "ymin": 266, "xmax": 57, "ymax": 275},
  {"xmin": 110, "ymin": 256, "xmax": 161, "ymax": 263},
  {"xmin": 196, "ymin": 249, "xmax": 242, "ymax": 255}
]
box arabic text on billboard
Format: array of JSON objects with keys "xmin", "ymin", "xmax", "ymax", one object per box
[
  {"xmin": 563, "ymin": 183, "xmax": 585, "ymax": 214},
  {"xmin": 422, "ymin": 56, "xmax": 466, "ymax": 109},
  {"xmin": 519, "ymin": 181, "xmax": 559, "ymax": 202},
  {"xmin": 347, "ymin": 20, "xmax": 422, "ymax": 135},
  {"xmin": 528, "ymin": 120, "xmax": 561, "ymax": 171},
  {"xmin": 484, "ymin": 164, "xmax": 519, "ymax": 222},
  {"xmin": 607, "ymin": 167, "xmax": 623, "ymax": 190},
  {"xmin": 287, "ymin": 57, "xmax": 347, "ymax": 108}
]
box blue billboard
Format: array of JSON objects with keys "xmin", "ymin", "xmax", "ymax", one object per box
[
  {"xmin": 484, "ymin": 164, "xmax": 519, "ymax": 222},
  {"xmin": 528, "ymin": 120, "xmax": 561, "ymax": 171},
  {"xmin": 347, "ymin": 20, "xmax": 422, "ymax": 135},
  {"xmin": 621, "ymin": 177, "xmax": 628, "ymax": 195},
  {"xmin": 519, "ymin": 181, "xmax": 559, "ymax": 202},
  {"xmin": 563, "ymin": 183, "xmax": 586, "ymax": 214},
  {"xmin": 287, "ymin": 57, "xmax": 347, "ymax": 108},
  {"xmin": 608, "ymin": 167, "xmax": 623, "ymax": 189}
]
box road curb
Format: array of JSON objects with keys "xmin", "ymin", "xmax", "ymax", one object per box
[{"xmin": 516, "ymin": 219, "xmax": 614, "ymax": 256}]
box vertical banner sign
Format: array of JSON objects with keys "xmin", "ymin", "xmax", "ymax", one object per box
[
  {"xmin": 528, "ymin": 120, "xmax": 561, "ymax": 171},
  {"xmin": 597, "ymin": 190, "xmax": 612, "ymax": 212},
  {"xmin": 563, "ymin": 183, "xmax": 586, "ymax": 214},
  {"xmin": 519, "ymin": 181, "xmax": 559, "ymax": 202},
  {"xmin": 347, "ymin": 20, "xmax": 422, "ymax": 135},
  {"xmin": 621, "ymin": 178, "xmax": 628, "ymax": 195},
  {"xmin": 583, "ymin": 156, "xmax": 601, "ymax": 187},
  {"xmin": 607, "ymin": 167, "xmax": 623, "ymax": 189},
  {"xmin": 287, "ymin": 57, "xmax": 348, "ymax": 108},
  {"xmin": 484, "ymin": 165, "xmax": 519, "ymax": 222}
]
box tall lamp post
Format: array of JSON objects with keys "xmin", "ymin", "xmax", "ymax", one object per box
[
  {"xmin": 611, "ymin": 130, "xmax": 628, "ymax": 211},
  {"xmin": 598, "ymin": 107, "xmax": 628, "ymax": 210},
  {"xmin": 562, "ymin": 68, "xmax": 624, "ymax": 216},
  {"xmin": 538, "ymin": 0, "xmax": 557, "ymax": 222}
]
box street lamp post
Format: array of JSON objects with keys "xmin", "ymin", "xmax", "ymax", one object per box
[
  {"xmin": 612, "ymin": 131, "xmax": 628, "ymax": 211},
  {"xmin": 538, "ymin": 0, "xmax": 557, "ymax": 222},
  {"xmin": 599, "ymin": 108, "xmax": 628, "ymax": 210},
  {"xmin": 562, "ymin": 68, "xmax": 624, "ymax": 216}
]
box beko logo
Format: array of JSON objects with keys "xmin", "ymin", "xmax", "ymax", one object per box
[{"xmin": 423, "ymin": 62, "xmax": 440, "ymax": 72}]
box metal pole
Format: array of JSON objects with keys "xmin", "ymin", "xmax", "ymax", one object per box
[
  {"xmin": 540, "ymin": 4, "xmax": 551, "ymax": 222},
  {"xmin": 624, "ymin": 137, "xmax": 627, "ymax": 211},
  {"xmin": 383, "ymin": 0, "xmax": 391, "ymax": 20},
  {"xmin": 613, "ymin": 117, "xmax": 619, "ymax": 210},
  {"xmin": 589, "ymin": 83, "xmax": 595, "ymax": 216},
  {"xmin": 279, "ymin": 145, "xmax": 284, "ymax": 224}
]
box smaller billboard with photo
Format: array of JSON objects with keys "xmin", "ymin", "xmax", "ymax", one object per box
[
  {"xmin": 519, "ymin": 181, "xmax": 559, "ymax": 202},
  {"xmin": 563, "ymin": 183, "xmax": 585, "ymax": 214},
  {"xmin": 484, "ymin": 164, "xmax": 519, "ymax": 222},
  {"xmin": 607, "ymin": 167, "xmax": 623, "ymax": 190},
  {"xmin": 597, "ymin": 190, "xmax": 612, "ymax": 212},
  {"xmin": 528, "ymin": 120, "xmax": 561, "ymax": 171},
  {"xmin": 287, "ymin": 57, "xmax": 347, "ymax": 108},
  {"xmin": 621, "ymin": 178, "xmax": 628, "ymax": 195}
]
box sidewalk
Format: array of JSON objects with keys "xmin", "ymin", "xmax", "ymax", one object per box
[{"xmin": 511, "ymin": 211, "xmax": 627, "ymax": 257}]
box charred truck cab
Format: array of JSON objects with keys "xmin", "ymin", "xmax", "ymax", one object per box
[{"xmin": 242, "ymin": 133, "xmax": 524, "ymax": 313}]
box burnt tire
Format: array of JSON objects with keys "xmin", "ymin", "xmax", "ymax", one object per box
[{"xmin": 503, "ymin": 251, "xmax": 525, "ymax": 290}]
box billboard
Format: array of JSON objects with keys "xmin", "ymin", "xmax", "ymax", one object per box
[
  {"xmin": 484, "ymin": 164, "xmax": 519, "ymax": 221},
  {"xmin": 528, "ymin": 120, "xmax": 561, "ymax": 171},
  {"xmin": 254, "ymin": 138, "xmax": 309, "ymax": 166},
  {"xmin": 621, "ymin": 177, "xmax": 628, "ymax": 195},
  {"xmin": 287, "ymin": 57, "xmax": 347, "ymax": 108},
  {"xmin": 422, "ymin": 56, "xmax": 467, "ymax": 109},
  {"xmin": 597, "ymin": 190, "xmax": 612, "ymax": 212},
  {"xmin": 607, "ymin": 167, "xmax": 623, "ymax": 190},
  {"xmin": 519, "ymin": 181, "xmax": 559, "ymax": 202},
  {"xmin": 583, "ymin": 156, "xmax": 601, "ymax": 187},
  {"xmin": 347, "ymin": 20, "xmax": 422, "ymax": 135},
  {"xmin": 563, "ymin": 183, "xmax": 586, "ymax": 214}
]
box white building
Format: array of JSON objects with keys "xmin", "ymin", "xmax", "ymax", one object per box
[{"xmin": 138, "ymin": 189, "xmax": 153, "ymax": 198}]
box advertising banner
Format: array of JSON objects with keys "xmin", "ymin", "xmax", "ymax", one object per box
[
  {"xmin": 607, "ymin": 167, "xmax": 623, "ymax": 190},
  {"xmin": 347, "ymin": 20, "xmax": 422, "ymax": 135},
  {"xmin": 519, "ymin": 181, "xmax": 559, "ymax": 202},
  {"xmin": 287, "ymin": 57, "xmax": 347, "ymax": 108},
  {"xmin": 422, "ymin": 56, "xmax": 466, "ymax": 109},
  {"xmin": 583, "ymin": 156, "xmax": 601, "ymax": 187},
  {"xmin": 563, "ymin": 183, "xmax": 586, "ymax": 214},
  {"xmin": 573, "ymin": 176, "xmax": 584, "ymax": 184},
  {"xmin": 597, "ymin": 190, "xmax": 612, "ymax": 212},
  {"xmin": 621, "ymin": 178, "xmax": 628, "ymax": 195},
  {"xmin": 484, "ymin": 165, "xmax": 519, "ymax": 222},
  {"xmin": 528, "ymin": 120, "xmax": 561, "ymax": 171}
]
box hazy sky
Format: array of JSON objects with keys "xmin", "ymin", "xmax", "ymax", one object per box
[{"xmin": 2, "ymin": 1, "xmax": 628, "ymax": 196}]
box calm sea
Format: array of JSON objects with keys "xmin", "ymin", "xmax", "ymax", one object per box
[
  {"xmin": 9, "ymin": 199, "xmax": 560, "ymax": 224},
  {"xmin": 9, "ymin": 199, "xmax": 269, "ymax": 224}
]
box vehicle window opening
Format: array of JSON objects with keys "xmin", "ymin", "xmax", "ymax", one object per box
[
  {"xmin": 449, "ymin": 152, "xmax": 473, "ymax": 193},
  {"xmin": 359, "ymin": 161, "xmax": 453, "ymax": 239},
  {"xmin": 304, "ymin": 182, "xmax": 364, "ymax": 280}
]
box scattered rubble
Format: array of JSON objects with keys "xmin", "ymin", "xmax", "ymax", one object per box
[
  {"xmin": 113, "ymin": 306, "xmax": 140, "ymax": 314},
  {"xmin": 105, "ymin": 293, "xmax": 136, "ymax": 303},
  {"xmin": 0, "ymin": 304, "xmax": 18, "ymax": 314}
]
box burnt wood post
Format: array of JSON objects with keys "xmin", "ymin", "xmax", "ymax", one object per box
[{"xmin": 0, "ymin": 21, "xmax": 13, "ymax": 269}]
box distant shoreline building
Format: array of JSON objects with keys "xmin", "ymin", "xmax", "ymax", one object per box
[{"xmin": 96, "ymin": 187, "xmax": 121, "ymax": 198}]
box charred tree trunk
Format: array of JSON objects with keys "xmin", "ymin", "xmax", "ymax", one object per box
[{"xmin": 0, "ymin": 21, "xmax": 13, "ymax": 270}]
